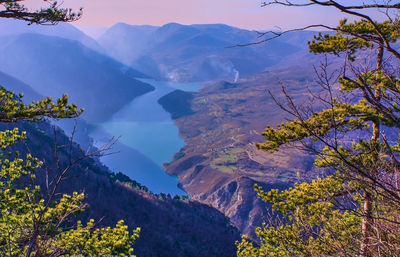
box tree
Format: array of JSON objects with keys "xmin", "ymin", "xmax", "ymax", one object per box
[
  {"xmin": 0, "ymin": 92, "xmax": 140, "ymax": 257},
  {"xmin": 237, "ymin": 1, "xmax": 400, "ymax": 256},
  {"xmin": 0, "ymin": 0, "xmax": 81, "ymax": 24},
  {"xmin": 0, "ymin": 2, "xmax": 140, "ymax": 256}
]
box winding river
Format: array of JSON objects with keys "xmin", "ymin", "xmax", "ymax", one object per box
[{"xmin": 89, "ymin": 79, "xmax": 201, "ymax": 195}]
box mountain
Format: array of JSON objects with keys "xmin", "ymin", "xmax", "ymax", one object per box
[
  {"xmin": 0, "ymin": 33, "xmax": 153, "ymax": 122},
  {"xmin": 1, "ymin": 119, "xmax": 240, "ymax": 257},
  {"xmin": 73, "ymin": 24, "xmax": 109, "ymax": 40},
  {"xmin": 96, "ymin": 23, "xmax": 324, "ymax": 236},
  {"xmin": 98, "ymin": 22, "xmax": 316, "ymax": 82},
  {"xmin": 158, "ymin": 90, "xmax": 195, "ymax": 119},
  {"xmin": 0, "ymin": 70, "xmax": 43, "ymax": 103},
  {"xmin": 98, "ymin": 23, "xmax": 158, "ymax": 65},
  {"xmin": 163, "ymin": 68, "xmax": 319, "ymax": 237},
  {"xmin": 0, "ymin": 19, "xmax": 329, "ymax": 242},
  {"xmin": 0, "ymin": 18, "xmax": 104, "ymax": 53}
]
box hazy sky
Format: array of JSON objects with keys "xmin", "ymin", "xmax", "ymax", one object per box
[{"xmin": 27, "ymin": 0, "xmax": 379, "ymax": 30}]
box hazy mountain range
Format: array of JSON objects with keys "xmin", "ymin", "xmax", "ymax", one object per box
[
  {"xmin": 98, "ymin": 22, "xmax": 317, "ymax": 82},
  {"xmin": 0, "ymin": 19, "xmax": 103, "ymax": 52},
  {"xmin": 0, "ymin": 31, "xmax": 153, "ymax": 122},
  {"xmin": 0, "ymin": 19, "xmax": 325, "ymax": 255}
]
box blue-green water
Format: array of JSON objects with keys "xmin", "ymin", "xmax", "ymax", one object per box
[{"xmin": 90, "ymin": 79, "xmax": 201, "ymax": 195}]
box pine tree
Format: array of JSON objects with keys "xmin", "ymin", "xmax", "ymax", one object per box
[
  {"xmin": 0, "ymin": 0, "xmax": 81, "ymax": 24},
  {"xmin": 237, "ymin": 2, "xmax": 400, "ymax": 256},
  {"xmin": 0, "ymin": 2, "xmax": 140, "ymax": 255},
  {"xmin": 0, "ymin": 90, "xmax": 140, "ymax": 256}
]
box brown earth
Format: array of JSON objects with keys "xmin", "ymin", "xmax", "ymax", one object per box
[{"xmin": 164, "ymin": 67, "xmax": 319, "ymax": 237}]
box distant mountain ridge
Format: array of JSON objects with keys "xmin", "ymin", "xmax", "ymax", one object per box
[
  {"xmin": 98, "ymin": 22, "xmax": 317, "ymax": 82},
  {"xmin": 0, "ymin": 70, "xmax": 43, "ymax": 103},
  {"xmin": 98, "ymin": 23, "xmax": 159, "ymax": 65},
  {"xmin": 0, "ymin": 19, "xmax": 329, "ymax": 242},
  {"xmin": 0, "ymin": 33, "xmax": 154, "ymax": 122},
  {"xmin": 0, "ymin": 18, "xmax": 104, "ymax": 53}
]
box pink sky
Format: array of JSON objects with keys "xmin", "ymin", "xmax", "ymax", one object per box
[{"xmin": 27, "ymin": 0, "xmax": 354, "ymax": 30}]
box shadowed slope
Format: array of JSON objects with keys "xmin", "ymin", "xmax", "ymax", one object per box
[{"xmin": 0, "ymin": 33, "xmax": 153, "ymax": 122}]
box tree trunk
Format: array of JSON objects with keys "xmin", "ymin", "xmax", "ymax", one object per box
[
  {"xmin": 359, "ymin": 44, "xmax": 383, "ymax": 257},
  {"xmin": 360, "ymin": 191, "xmax": 373, "ymax": 257}
]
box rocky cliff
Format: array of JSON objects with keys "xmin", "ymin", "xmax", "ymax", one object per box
[{"xmin": 164, "ymin": 68, "xmax": 318, "ymax": 237}]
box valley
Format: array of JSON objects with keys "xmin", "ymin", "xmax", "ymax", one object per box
[
  {"xmin": 0, "ymin": 18, "xmax": 323, "ymax": 253},
  {"xmin": 0, "ymin": 121, "xmax": 240, "ymax": 257},
  {"xmin": 89, "ymin": 79, "xmax": 202, "ymax": 195},
  {"xmin": 1, "ymin": 1, "xmax": 398, "ymax": 257}
]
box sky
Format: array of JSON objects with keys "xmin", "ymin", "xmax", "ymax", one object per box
[
  {"xmin": 24, "ymin": 0, "xmax": 388, "ymax": 34},
  {"xmin": 26, "ymin": 0, "xmax": 354, "ymax": 30}
]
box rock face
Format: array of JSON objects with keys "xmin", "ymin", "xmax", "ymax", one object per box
[{"xmin": 164, "ymin": 69, "xmax": 318, "ymax": 237}]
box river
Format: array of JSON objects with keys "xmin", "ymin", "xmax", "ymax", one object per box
[{"xmin": 89, "ymin": 79, "xmax": 201, "ymax": 195}]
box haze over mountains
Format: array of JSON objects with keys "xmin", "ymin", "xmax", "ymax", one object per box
[
  {"xmin": 0, "ymin": 19, "xmax": 103, "ymax": 52},
  {"xmin": 0, "ymin": 20, "xmax": 317, "ymax": 116},
  {"xmin": 0, "ymin": 19, "xmax": 324, "ymax": 254},
  {"xmin": 0, "ymin": 70, "xmax": 42, "ymax": 103},
  {"xmin": 98, "ymin": 22, "xmax": 317, "ymax": 82},
  {"xmin": 0, "ymin": 30, "xmax": 153, "ymax": 122}
]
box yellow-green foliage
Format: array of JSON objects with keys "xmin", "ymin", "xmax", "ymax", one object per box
[
  {"xmin": 256, "ymin": 99, "xmax": 382, "ymax": 152},
  {"xmin": 239, "ymin": 13, "xmax": 400, "ymax": 257},
  {"xmin": 237, "ymin": 175, "xmax": 361, "ymax": 257},
  {"xmin": 57, "ymin": 220, "xmax": 140, "ymax": 257},
  {"xmin": 1, "ymin": 0, "xmax": 82, "ymax": 25},
  {"xmin": 0, "ymin": 87, "xmax": 83, "ymax": 122},
  {"xmin": 0, "ymin": 88, "xmax": 140, "ymax": 256}
]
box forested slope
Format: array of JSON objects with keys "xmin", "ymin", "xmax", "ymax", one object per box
[{"xmin": 0, "ymin": 120, "xmax": 240, "ymax": 257}]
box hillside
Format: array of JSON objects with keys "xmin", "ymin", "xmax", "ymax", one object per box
[
  {"xmin": 98, "ymin": 23, "xmax": 159, "ymax": 65},
  {"xmin": 158, "ymin": 90, "xmax": 195, "ymax": 119},
  {"xmin": 164, "ymin": 68, "xmax": 319, "ymax": 237},
  {"xmin": 98, "ymin": 23, "xmax": 317, "ymax": 82},
  {"xmin": 0, "ymin": 18, "xmax": 104, "ymax": 53},
  {"xmin": 0, "ymin": 33, "xmax": 153, "ymax": 122},
  {"xmin": 0, "ymin": 19, "xmax": 327, "ymax": 243},
  {"xmin": 0, "ymin": 70, "xmax": 43, "ymax": 103},
  {"xmin": 0, "ymin": 120, "xmax": 240, "ymax": 257}
]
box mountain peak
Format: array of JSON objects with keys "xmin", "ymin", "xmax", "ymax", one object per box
[{"xmin": 0, "ymin": 18, "xmax": 103, "ymax": 53}]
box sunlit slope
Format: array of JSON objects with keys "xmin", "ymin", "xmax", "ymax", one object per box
[{"xmin": 164, "ymin": 68, "xmax": 318, "ymax": 237}]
